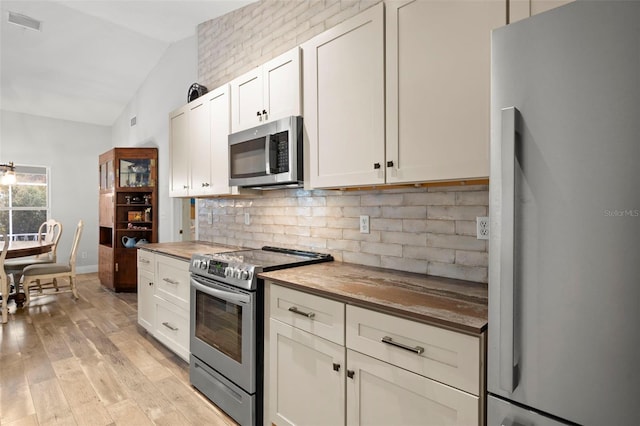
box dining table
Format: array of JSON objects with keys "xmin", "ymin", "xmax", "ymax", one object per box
[{"xmin": 1, "ymin": 240, "xmax": 54, "ymax": 323}]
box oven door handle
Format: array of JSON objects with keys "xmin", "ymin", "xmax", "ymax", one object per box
[{"xmin": 191, "ymin": 278, "xmax": 250, "ymax": 305}]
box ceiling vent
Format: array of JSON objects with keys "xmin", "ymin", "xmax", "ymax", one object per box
[{"xmin": 7, "ymin": 11, "xmax": 42, "ymax": 32}]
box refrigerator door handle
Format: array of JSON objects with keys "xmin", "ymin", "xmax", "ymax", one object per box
[{"xmin": 500, "ymin": 106, "xmax": 520, "ymax": 393}]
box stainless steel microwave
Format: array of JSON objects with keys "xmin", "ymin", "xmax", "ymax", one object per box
[{"xmin": 228, "ymin": 116, "xmax": 303, "ymax": 189}]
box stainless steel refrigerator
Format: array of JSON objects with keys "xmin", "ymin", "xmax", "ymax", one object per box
[{"xmin": 488, "ymin": 1, "xmax": 640, "ymax": 425}]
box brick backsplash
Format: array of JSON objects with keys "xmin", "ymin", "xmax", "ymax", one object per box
[
  {"xmin": 198, "ymin": 185, "xmax": 489, "ymax": 283},
  {"xmin": 197, "ymin": 0, "xmax": 381, "ymax": 90},
  {"xmin": 196, "ymin": 1, "xmax": 489, "ymax": 284}
]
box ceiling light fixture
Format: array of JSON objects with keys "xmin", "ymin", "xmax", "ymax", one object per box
[
  {"xmin": 1, "ymin": 162, "xmax": 17, "ymax": 185},
  {"xmin": 7, "ymin": 11, "xmax": 42, "ymax": 32}
]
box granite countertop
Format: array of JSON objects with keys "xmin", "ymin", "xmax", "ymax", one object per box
[
  {"xmin": 138, "ymin": 241, "xmax": 239, "ymax": 260},
  {"xmin": 259, "ymin": 262, "xmax": 488, "ymax": 335}
]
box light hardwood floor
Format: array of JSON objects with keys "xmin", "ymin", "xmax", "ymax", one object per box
[{"xmin": 0, "ymin": 273, "xmax": 237, "ymax": 426}]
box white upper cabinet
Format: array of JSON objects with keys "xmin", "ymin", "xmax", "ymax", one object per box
[
  {"xmin": 303, "ymin": 3, "xmax": 386, "ymax": 188},
  {"xmin": 188, "ymin": 97, "xmax": 211, "ymax": 196},
  {"xmin": 169, "ymin": 84, "xmax": 238, "ymax": 198},
  {"xmin": 509, "ymin": 0, "xmax": 574, "ymax": 23},
  {"xmin": 385, "ymin": 0, "xmax": 505, "ymax": 184},
  {"xmin": 169, "ymin": 105, "xmax": 190, "ymax": 197},
  {"xmin": 230, "ymin": 47, "xmax": 301, "ymax": 133},
  {"xmin": 304, "ymin": 1, "xmax": 505, "ymax": 189}
]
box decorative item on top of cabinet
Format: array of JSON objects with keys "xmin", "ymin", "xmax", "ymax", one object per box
[
  {"xmin": 99, "ymin": 147, "xmax": 157, "ymax": 292},
  {"xmin": 230, "ymin": 47, "xmax": 301, "ymax": 133},
  {"xmin": 169, "ymin": 84, "xmax": 240, "ymax": 197}
]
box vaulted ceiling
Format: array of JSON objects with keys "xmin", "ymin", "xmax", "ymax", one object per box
[{"xmin": 0, "ymin": 0, "xmax": 253, "ymax": 126}]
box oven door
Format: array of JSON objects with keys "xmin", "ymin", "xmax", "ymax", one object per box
[{"xmin": 190, "ymin": 275, "xmax": 256, "ymax": 393}]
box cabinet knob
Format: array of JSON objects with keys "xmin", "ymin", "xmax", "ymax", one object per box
[
  {"xmin": 333, "ymin": 363, "xmax": 341, "ymax": 372},
  {"xmin": 148, "ymin": 282, "xmax": 153, "ymax": 286},
  {"xmin": 347, "ymin": 370, "xmax": 355, "ymax": 379},
  {"xmin": 373, "ymin": 163, "xmax": 381, "ymax": 170},
  {"xmin": 183, "ymin": 185, "xmax": 189, "ymax": 189},
  {"xmin": 387, "ymin": 161, "xmax": 394, "ymax": 167},
  {"xmin": 262, "ymin": 109, "xmax": 267, "ymax": 115},
  {"xmin": 256, "ymin": 111, "xmax": 262, "ymax": 117}
]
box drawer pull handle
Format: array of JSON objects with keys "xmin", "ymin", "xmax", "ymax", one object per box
[
  {"xmin": 288, "ymin": 306, "xmax": 315, "ymax": 319},
  {"xmin": 140, "ymin": 258, "xmax": 150, "ymax": 264},
  {"xmin": 162, "ymin": 322, "xmax": 178, "ymax": 331},
  {"xmin": 381, "ymin": 336, "xmax": 424, "ymax": 355},
  {"xmin": 163, "ymin": 278, "xmax": 179, "ymax": 285}
]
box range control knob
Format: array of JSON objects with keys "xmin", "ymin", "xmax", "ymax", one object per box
[
  {"xmin": 239, "ymin": 270, "xmax": 249, "ymax": 280},
  {"xmin": 193, "ymin": 259, "xmax": 201, "ymax": 269},
  {"xmin": 224, "ymin": 266, "xmax": 233, "ymax": 278},
  {"xmin": 200, "ymin": 260, "xmax": 208, "ymax": 270}
]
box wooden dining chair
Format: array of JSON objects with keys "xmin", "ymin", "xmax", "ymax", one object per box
[
  {"xmin": 21, "ymin": 220, "xmax": 83, "ymax": 306},
  {"xmin": 4, "ymin": 219, "xmax": 63, "ymax": 289},
  {"xmin": 1, "ymin": 233, "xmax": 10, "ymax": 323}
]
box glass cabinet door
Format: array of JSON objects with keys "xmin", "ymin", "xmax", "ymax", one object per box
[
  {"xmin": 119, "ymin": 158, "xmax": 154, "ymax": 188},
  {"xmin": 99, "ymin": 160, "xmax": 114, "ymax": 190}
]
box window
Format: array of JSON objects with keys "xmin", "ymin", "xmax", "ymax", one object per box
[{"xmin": 0, "ymin": 165, "xmax": 49, "ymax": 240}]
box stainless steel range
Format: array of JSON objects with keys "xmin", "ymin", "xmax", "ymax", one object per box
[{"xmin": 189, "ymin": 246, "xmax": 333, "ymax": 425}]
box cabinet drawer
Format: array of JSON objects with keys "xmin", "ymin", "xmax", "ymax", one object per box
[
  {"xmin": 347, "ymin": 349, "xmax": 479, "ymax": 426},
  {"xmin": 154, "ymin": 296, "xmax": 189, "ymax": 362},
  {"xmin": 346, "ymin": 305, "xmax": 480, "ymax": 395},
  {"xmin": 270, "ymin": 284, "xmax": 345, "ymax": 345},
  {"xmin": 155, "ymin": 254, "xmax": 190, "ymax": 310},
  {"xmin": 137, "ymin": 249, "xmax": 154, "ymax": 272}
]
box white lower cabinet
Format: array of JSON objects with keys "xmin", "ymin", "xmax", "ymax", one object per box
[
  {"xmin": 137, "ymin": 250, "xmax": 155, "ymax": 332},
  {"xmin": 269, "ymin": 318, "xmax": 345, "ymax": 426},
  {"xmin": 346, "ymin": 349, "xmax": 478, "ymax": 426},
  {"xmin": 266, "ymin": 282, "xmax": 484, "ymax": 426},
  {"xmin": 136, "ymin": 250, "xmax": 190, "ymax": 362}
]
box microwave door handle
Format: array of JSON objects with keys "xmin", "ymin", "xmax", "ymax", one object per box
[
  {"xmin": 191, "ymin": 278, "xmax": 250, "ymax": 305},
  {"xmin": 264, "ymin": 136, "xmax": 271, "ymax": 175}
]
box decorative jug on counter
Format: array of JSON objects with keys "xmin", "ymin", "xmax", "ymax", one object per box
[
  {"xmin": 135, "ymin": 238, "xmax": 149, "ymax": 247},
  {"xmin": 122, "ymin": 236, "xmax": 137, "ymax": 248}
]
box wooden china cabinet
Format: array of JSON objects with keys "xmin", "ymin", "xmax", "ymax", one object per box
[{"xmin": 98, "ymin": 147, "xmax": 158, "ymax": 292}]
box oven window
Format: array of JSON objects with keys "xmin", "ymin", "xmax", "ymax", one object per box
[
  {"xmin": 195, "ymin": 290, "xmax": 243, "ymax": 363},
  {"xmin": 230, "ymin": 136, "xmax": 267, "ymax": 178}
]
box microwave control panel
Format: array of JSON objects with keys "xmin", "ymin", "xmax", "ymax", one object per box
[{"xmin": 270, "ymin": 131, "xmax": 290, "ymax": 174}]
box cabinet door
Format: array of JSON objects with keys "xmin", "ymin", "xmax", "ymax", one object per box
[
  {"xmin": 208, "ymin": 85, "xmax": 236, "ymax": 196},
  {"xmin": 346, "ymin": 349, "xmax": 479, "ymax": 426},
  {"xmin": 188, "ymin": 99, "xmax": 211, "ymax": 196},
  {"xmin": 230, "ymin": 67, "xmax": 263, "ymax": 133},
  {"xmin": 155, "ymin": 254, "xmax": 190, "ymax": 311},
  {"xmin": 154, "ymin": 295, "xmax": 189, "ymax": 362},
  {"xmin": 263, "ymin": 47, "xmax": 301, "ymax": 123},
  {"xmin": 137, "ymin": 267, "xmax": 155, "ymax": 332},
  {"xmin": 510, "ymin": 0, "xmax": 574, "ymax": 23},
  {"xmin": 303, "ymin": 3, "xmax": 385, "ymax": 188},
  {"xmin": 269, "ymin": 319, "xmax": 345, "ymax": 426},
  {"xmin": 169, "ymin": 106, "xmax": 190, "ymax": 197},
  {"xmin": 386, "ymin": 0, "xmax": 504, "ymax": 184}
]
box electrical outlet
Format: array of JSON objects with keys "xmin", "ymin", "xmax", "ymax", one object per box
[
  {"xmin": 207, "ymin": 212, "xmax": 213, "ymax": 224},
  {"xmin": 244, "ymin": 212, "xmax": 251, "ymax": 226},
  {"xmin": 477, "ymin": 216, "xmax": 490, "ymax": 240},
  {"xmin": 360, "ymin": 215, "xmax": 370, "ymax": 234},
  {"xmin": 81, "ymin": 251, "xmax": 88, "ymax": 259}
]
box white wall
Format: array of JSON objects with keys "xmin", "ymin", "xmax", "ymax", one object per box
[
  {"xmin": 111, "ymin": 35, "xmax": 197, "ymax": 243},
  {"xmin": 0, "ymin": 110, "xmax": 112, "ymax": 272}
]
